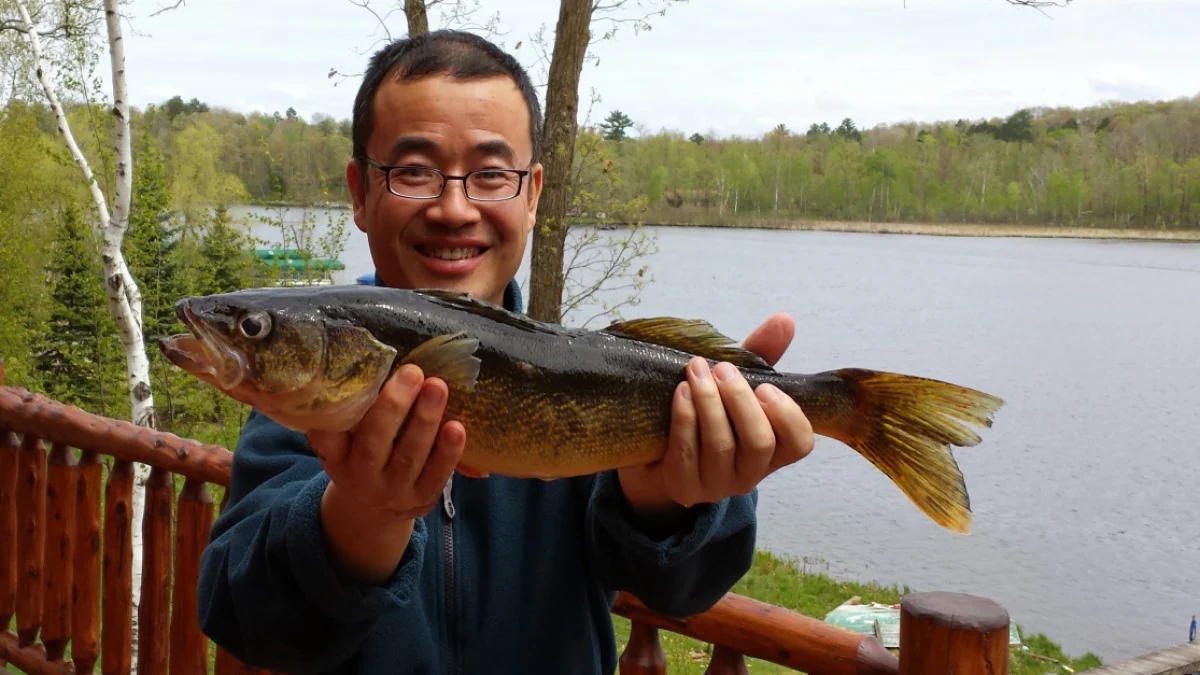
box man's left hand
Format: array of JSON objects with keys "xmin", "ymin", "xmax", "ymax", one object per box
[{"xmin": 617, "ymin": 313, "xmax": 815, "ymax": 517}]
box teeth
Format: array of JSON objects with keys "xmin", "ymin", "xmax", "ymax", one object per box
[{"xmin": 423, "ymin": 247, "xmax": 481, "ymax": 261}]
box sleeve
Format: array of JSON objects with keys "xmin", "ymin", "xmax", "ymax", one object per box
[
  {"xmin": 584, "ymin": 469, "xmax": 758, "ymax": 618},
  {"xmin": 197, "ymin": 410, "xmax": 428, "ymax": 674}
]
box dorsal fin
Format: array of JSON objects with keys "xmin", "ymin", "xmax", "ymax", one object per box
[
  {"xmin": 412, "ymin": 288, "xmax": 570, "ymax": 336},
  {"xmin": 601, "ymin": 317, "xmax": 774, "ymax": 370}
]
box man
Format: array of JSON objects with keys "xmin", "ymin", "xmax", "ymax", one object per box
[{"xmin": 198, "ymin": 29, "xmax": 814, "ymax": 674}]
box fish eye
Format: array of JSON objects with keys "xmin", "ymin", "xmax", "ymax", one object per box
[{"xmin": 238, "ymin": 311, "xmax": 271, "ymax": 340}]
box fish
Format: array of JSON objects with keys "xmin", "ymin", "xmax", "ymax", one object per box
[{"xmin": 158, "ymin": 284, "xmax": 1004, "ymax": 534}]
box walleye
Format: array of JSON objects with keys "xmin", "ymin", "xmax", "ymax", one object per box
[{"xmin": 158, "ymin": 285, "xmax": 1004, "ymax": 534}]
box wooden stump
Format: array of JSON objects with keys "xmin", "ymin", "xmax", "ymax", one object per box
[{"xmin": 899, "ymin": 591, "xmax": 1009, "ymax": 675}]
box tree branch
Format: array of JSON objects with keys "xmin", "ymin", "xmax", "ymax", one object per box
[
  {"xmin": 15, "ymin": 0, "xmax": 111, "ymax": 235},
  {"xmin": 147, "ymin": 0, "xmax": 186, "ymax": 18},
  {"xmin": 347, "ymin": 0, "xmax": 396, "ymax": 42},
  {"xmin": 0, "ymin": 17, "xmax": 87, "ymax": 38}
]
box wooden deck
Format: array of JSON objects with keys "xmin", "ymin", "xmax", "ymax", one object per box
[{"xmin": 1083, "ymin": 642, "xmax": 1200, "ymax": 675}]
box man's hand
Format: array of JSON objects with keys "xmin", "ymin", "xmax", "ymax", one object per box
[
  {"xmin": 307, "ymin": 364, "xmax": 466, "ymax": 585},
  {"xmin": 617, "ymin": 313, "xmax": 815, "ymax": 519}
]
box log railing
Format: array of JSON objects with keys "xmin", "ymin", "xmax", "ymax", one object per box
[{"xmin": 0, "ymin": 362, "xmax": 1014, "ymax": 675}]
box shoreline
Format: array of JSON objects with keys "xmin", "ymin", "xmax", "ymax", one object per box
[
  {"xmin": 611, "ymin": 217, "xmax": 1200, "ymax": 243},
  {"xmin": 230, "ymin": 203, "xmax": 1200, "ymax": 242}
]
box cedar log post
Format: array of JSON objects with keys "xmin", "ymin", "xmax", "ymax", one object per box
[{"xmin": 899, "ymin": 591, "xmax": 1010, "ymax": 675}]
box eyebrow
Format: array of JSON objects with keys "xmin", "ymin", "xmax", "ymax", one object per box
[
  {"xmin": 389, "ymin": 136, "xmax": 437, "ymax": 160},
  {"xmin": 388, "ymin": 136, "xmax": 518, "ymax": 166},
  {"xmin": 473, "ymin": 140, "xmax": 517, "ymax": 166}
]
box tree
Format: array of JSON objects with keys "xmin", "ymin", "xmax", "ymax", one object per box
[
  {"xmin": 836, "ymin": 117, "xmax": 862, "ymax": 142},
  {"xmin": 526, "ymin": 0, "xmax": 594, "ymax": 322},
  {"xmin": 599, "ymin": 109, "xmax": 634, "ymax": 141},
  {"xmin": 525, "ymin": 0, "xmax": 686, "ymax": 323},
  {"xmin": 5, "ymin": 0, "xmax": 180, "ymax": 669},
  {"xmin": 33, "ymin": 201, "xmax": 123, "ymax": 415},
  {"xmin": 125, "ymin": 132, "xmax": 189, "ymax": 429}
]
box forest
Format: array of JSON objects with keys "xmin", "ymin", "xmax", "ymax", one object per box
[{"xmin": 12, "ymin": 89, "xmax": 1199, "ymax": 230}]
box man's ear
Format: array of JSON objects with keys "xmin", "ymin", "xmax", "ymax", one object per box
[
  {"xmin": 524, "ymin": 162, "xmax": 544, "ymax": 233},
  {"xmin": 346, "ymin": 159, "xmax": 368, "ymax": 233}
]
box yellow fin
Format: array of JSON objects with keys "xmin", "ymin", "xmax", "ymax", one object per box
[
  {"xmin": 817, "ymin": 368, "xmax": 1005, "ymax": 535},
  {"xmin": 602, "ymin": 317, "xmax": 773, "ymax": 370},
  {"xmin": 400, "ymin": 332, "xmax": 482, "ymax": 392}
]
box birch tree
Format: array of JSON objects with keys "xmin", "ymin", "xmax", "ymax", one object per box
[{"xmin": 6, "ymin": 0, "xmax": 161, "ymax": 669}]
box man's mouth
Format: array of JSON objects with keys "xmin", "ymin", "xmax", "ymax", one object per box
[{"xmin": 417, "ymin": 245, "xmax": 484, "ymax": 261}]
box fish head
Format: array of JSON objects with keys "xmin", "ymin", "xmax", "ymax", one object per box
[{"xmin": 158, "ymin": 290, "xmax": 398, "ymax": 432}]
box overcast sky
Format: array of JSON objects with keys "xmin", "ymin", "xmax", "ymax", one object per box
[{"xmin": 116, "ymin": 0, "xmax": 1199, "ymax": 138}]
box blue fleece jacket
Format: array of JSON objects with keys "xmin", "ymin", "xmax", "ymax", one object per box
[{"xmin": 196, "ymin": 278, "xmax": 759, "ymax": 675}]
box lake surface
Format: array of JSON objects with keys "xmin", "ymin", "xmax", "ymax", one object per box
[{"xmin": 230, "ymin": 205, "xmax": 1200, "ymax": 664}]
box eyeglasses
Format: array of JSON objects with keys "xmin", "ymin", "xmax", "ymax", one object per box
[{"xmin": 360, "ymin": 157, "xmax": 529, "ymax": 202}]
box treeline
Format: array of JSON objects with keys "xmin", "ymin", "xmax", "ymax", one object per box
[
  {"xmin": 604, "ymin": 97, "xmax": 1200, "ymax": 229},
  {"xmin": 11, "ymin": 92, "xmax": 1200, "ymax": 230}
]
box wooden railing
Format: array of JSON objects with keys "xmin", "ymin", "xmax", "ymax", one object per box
[{"xmin": 0, "ymin": 362, "xmax": 1015, "ymax": 675}]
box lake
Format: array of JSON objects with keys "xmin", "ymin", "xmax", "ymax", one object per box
[{"xmin": 229, "ymin": 204, "xmax": 1200, "ymax": 664}]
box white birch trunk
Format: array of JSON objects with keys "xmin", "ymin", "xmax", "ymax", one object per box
[{"xmin": 16, "ymin": 2, "xmax": 154, "ymax": 670}]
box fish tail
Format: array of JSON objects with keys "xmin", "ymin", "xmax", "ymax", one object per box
[{"xmin": 788, "ymin": 368, "xmax": 1004, "ymax": 535}]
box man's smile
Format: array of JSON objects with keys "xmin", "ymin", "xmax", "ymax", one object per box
[{"xmin": 417, "ymin": 245, "xmax": 484, "ymax": 261}]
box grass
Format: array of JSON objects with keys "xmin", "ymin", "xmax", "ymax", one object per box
[
  {"xmin": 596, "ymin": 212, "xmax": 1200, "ymax": 242},
  {"xmin": 611, "ymin": 549, "xmax": 1106, "ymax": 674}
]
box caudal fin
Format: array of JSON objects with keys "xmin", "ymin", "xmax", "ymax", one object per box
[{"xmin": 816, "ymin": 368, "xmax": 1004, "ymax": 535}]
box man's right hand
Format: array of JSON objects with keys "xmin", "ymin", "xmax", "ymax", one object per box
[{"xmin": 307, "ymin": 363, "xmax": 467, "ymax": 585}]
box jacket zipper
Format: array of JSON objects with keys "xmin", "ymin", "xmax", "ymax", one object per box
[{"xmin": 442, "ymin": 476, "xmax": 456, "ymax": 675}]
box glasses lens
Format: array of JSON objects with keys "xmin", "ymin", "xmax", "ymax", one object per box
[
  {"xmin": 388, "ymin": 167, "xmax": 443, "ymax": 198},
  {"xmin": 466, "ymin": 170, "xmax": 521, "ymax": 201}
]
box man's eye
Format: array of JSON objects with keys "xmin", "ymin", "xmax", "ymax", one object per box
[{"xmin": 394, "ymin": 167, "xmax": 436, "ymax": 183}]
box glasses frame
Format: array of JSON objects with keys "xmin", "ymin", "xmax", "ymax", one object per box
[{"xmin": 359, "ymin": 156, "xmax": 530, "ymax": 202}]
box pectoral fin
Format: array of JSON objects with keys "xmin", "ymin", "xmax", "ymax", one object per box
[
  {"xmin": 601, "ymin": 317, "xmax": 773, "ymax": 370},
  {"xmin": 400, "ymin": 332, "xmax": 483, "ymax": 392}
]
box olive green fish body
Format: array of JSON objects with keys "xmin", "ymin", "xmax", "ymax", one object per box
[
  {"xmin": 159, "ymin": 285, "xmax": 1005, "ymax": 534},
  {"xmin": 316, "ymin": 288, "xmax": 711, "ymax": 477}
]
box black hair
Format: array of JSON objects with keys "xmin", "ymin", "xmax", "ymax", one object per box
[{"xmin": 351, "ymin": 30, "xmax": 543, "ymax": 174}]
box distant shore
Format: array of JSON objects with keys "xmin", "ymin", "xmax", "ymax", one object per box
[
  {"xmin": 233, "ymin": 203, "xmax": 1200, "ymax": 243},
  {"xmin": 611, "ymin": 216, "xmax": 1200, "ymax": 243}
]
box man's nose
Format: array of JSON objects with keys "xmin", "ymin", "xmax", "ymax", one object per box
[{"xmin": 425, "ymin": 179, "xmax": 480, "ymax": 228}]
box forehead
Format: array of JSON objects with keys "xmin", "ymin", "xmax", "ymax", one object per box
[{"xmin": 369, "ymin": 73, "xmax": 533, "ymax": 161}]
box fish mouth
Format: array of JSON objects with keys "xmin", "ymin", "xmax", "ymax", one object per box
[{"xmin": 158, "ymin": 302, "xmax": 248, "ymax": 391}]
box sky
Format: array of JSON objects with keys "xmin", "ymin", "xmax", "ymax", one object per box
[{"xmin": 112, "ymin": 0, "xmax": 1199, "ymax": 139}]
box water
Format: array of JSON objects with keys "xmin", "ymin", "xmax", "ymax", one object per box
[{"xmin": 229, "ymin": 205, "xmax": 1200, "ymax": 664}]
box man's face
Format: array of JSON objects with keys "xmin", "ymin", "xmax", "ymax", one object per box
[{"xmin": 347, "ymin": 73, "xmax": 543, "ymax": 305}]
